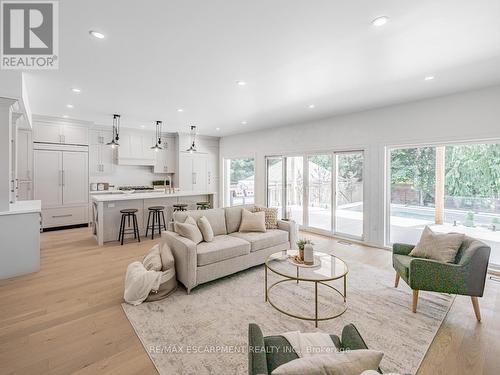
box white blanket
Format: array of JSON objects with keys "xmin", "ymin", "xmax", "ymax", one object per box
[
  {"xmin": 124, "ymin": 261, "xmax": 162, "ymax": 305},
  {"xmin": 282, "ymin": 331, "xmax": 338, "ymax": 357}
]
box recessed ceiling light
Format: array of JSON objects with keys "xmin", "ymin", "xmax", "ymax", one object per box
[
  {"xmin": 241, "ymin": 121, "xmax": 247, "ymax": 125},
  {"xmin": 66, "ymin": 104, "xmax": 74, "ymax": 109},
  {"xmin": 215, "ymin": 127, "xmax": 220, "ymax": 131},
  {"xmin": 63, "ymin": 115, "xmax": 69, "ymax": 118},
  {"xmin": 89, "ymin": 30, "xmax": 105, "ymax": 39},
  {"xmin": 71, "ymin": 88, "xmax": 81, "ymax": 93},
  {"xmin": 372, "ymin": 16, "xmax": 389, "ymax": 27},
  {"xmin": 425, "ymin": 76, "xmax": 435, "ymax": 81},
  {"xmin": 308, "ymin": 104, "xmax": 316, "ymax": 109},
  {"xmin": 140, "ymin": 125, "xmax": 145, "ymax": 128},
  {"xmin": 236, "ymin": 80, "xmax": 247, "ymax": 86},
  {"xmin": 177, "ymin": 108, "xmax": 184, "ymax": 112}
]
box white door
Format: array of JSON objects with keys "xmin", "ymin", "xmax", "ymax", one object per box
[
  {"xmin": 179, "ymin": 153, "xmax": 194, "ymax": 190},
  {"xmin": 17, "ymin": 130, "xmax": 32, "ymax": 181},
  {"xmin": 192, "ymin": 154, "xmax": 208, "ymax": 191},
  {"xmin": 62, "ymin": 152, "xmax": 88, "ymax": 205},
  {"xmin": 62, "ymin": 125, "xmax": 88, "ymax": 145},
  {"xmin": 100, "ymin": 130, "xmax": 114, "ymax": 174},
  {"xmin": 34, "ymin": 150, "xmax": 63, "ymax": 207},
  {"xmin": 33, "ymin": 123, "xmax": 62, "ymax": 143}
]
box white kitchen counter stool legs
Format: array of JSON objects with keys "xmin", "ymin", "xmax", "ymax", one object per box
[
  {"xmin": 118, "ymin": 209, "xmax": 140, "ymax": 245},
  {"xmin": 145, "ymin": 206, "xmax": 167, "ymax": 240}
]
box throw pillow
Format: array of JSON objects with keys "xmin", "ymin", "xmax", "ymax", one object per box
[
  {"xmin": 142, "ymin": 244, "xmax": 162, "ymax": 271},
  {"xmin": 159, "ymin": 241, "xmax": 175, "ymax": 270},
  {"xmin": 174, "ymin": 216, "xmax": 203, "ymax": 244},
  {"xmin": 197, "ymin": 216, "xmax": 214, "ymax": 242},
  {"xmin": 360, "ymin": 371, "xmax": 402, "ymax": 375},
  {"xmin": 409, "ymin": 226, "xmax": 464, "ymax": 263},
  {"xmin": 271, "ymin": 350, "xmax": 384, "ymax": 375},
  {"xmin": 255, "ymin": 207, "xmax": 278, "ymax": 229},
  {"xmin": 239, "ymin": 209, "xmax": 266, "ymax": 232}
]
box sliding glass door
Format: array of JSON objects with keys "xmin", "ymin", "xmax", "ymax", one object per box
[
  {"xmin": 266, "ymin": 151, "xmax": 364, "ymax": 239},
  {"xmin": 335, "ymin": 152, "xmax": 364, "ymax": 238},
  {"xmin": 308, "ymin": 155, "xmax": 332, "ymax": 231}
]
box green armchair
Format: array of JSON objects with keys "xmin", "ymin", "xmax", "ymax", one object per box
[
  {"xmin": 248, "ymin": 323, "xmax": 380, "ymax": 375},
  {"xmin": 392, "ymin": 235, "xmax": 491, "ymax": 321}
]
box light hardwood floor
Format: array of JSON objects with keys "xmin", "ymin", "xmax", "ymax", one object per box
[{"xmin": 0, "ymin": 228, "xmax": 498, "ymax": 374}]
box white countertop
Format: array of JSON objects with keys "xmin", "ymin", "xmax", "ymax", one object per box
[
  {"xmin": 0, "ymin": 200, "xmax": 42, "ymax": 216},
  {"xmin": 91, "ymin": 191, "xmax": 216, "ymax": 202}
]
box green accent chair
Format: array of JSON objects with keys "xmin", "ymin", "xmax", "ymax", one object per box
[
  {"xmin": 248, "ymin": 323, "xmax": 381, "ymax": 375},
  {"xmin": 392, "ymin": 235, "xmax": 490, "ymax": 321}
]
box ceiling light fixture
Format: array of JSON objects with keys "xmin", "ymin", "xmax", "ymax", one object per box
[
  {"xmin": 151, "ymin": 121, "xmax": 163, "ymax": 152},
  {"xmin": 106, "ymin": 114, "xmax": 121, "ymax": 148},
  {"xmin": 241, "ymin": 121, "xmax": 247, "ymax": 125},
  {"xmin": 308, "ymin": 104, "xmax": 316, "ymax": 109},
  {"xmin": 66, "ymin": 104, "xmax": 74, "ymax": 108},
  {"xmin": 177, "ymin": 108, "xmax": 184, "ymax": 112},
  {"xmin": 186, "ymin": 125, "xmax": 197, "ymax": 153},
  {"xmin": 236, "ymin": 80, "xmax": 247, "ymax": 86},
  {"xmin": 63, "ymin": 115, "xmax": 69, "ymax": 118},
  {"xmin": 71, "ymin": 88, "xmax": 81, "ymax": 93},
  {"xmin": 89, "ymin": 30, "xmax": 105, "ymax": 39},
  {"xmin": 425, "ymin": 76, "xmax": 435, "ymax": 81},
  {"xmin": 215, "ymin": 127, "xmax": 220, "ymax": 131},
  {"xmin": 372, "ymin": 16, "xmax": 389, "ymax": 27}
]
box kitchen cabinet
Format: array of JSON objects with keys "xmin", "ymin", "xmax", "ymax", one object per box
[
  {"xmin": 34, "ymin": 146, "xmax": 89, "ymax": 228},
  {"xmin": 33, "ymin": 122, "xmax": 89, "ymax": 145},
  {"xmin": 90, "ymin": 129, "xmax": 115, "ymax": 175},
  {"xmin": 206, "ymin": 146, "xmax": 219, "ymax": 193},
  {"xmin": 118, "ymin": 130, "xmax": 155, "ymax": 166},
  {"xmin": 16, "ymin": 129, "xmax": 33, "ymax": 200},
  {"xmin": 178, "ymin": 152, "xmax": 208, "ymax": 191},
  {"xmin": 154, "ymin": 136, "xmax": 176, "ymax": 173}
]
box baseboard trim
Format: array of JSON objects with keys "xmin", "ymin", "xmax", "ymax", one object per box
[{"xmin": 42, "ymin": 223, "xmax": 89, "ymax": 232}]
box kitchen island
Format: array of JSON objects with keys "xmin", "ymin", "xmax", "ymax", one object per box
[{"xmin": 92, "ymin": 191, "xmax": 216, "ymax": 245}]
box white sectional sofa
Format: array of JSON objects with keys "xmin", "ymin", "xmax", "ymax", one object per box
[{"xmin": 161, "ymin": 205, "xmax": 297, "ymax": 293}]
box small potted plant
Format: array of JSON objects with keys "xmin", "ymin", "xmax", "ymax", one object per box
[
  {"xmin": 464, "ymin": 211, "xmax": 475, "ymax": 227},
  {"xmin": 296, "ymin": 239, "xmax": 314, "ymax": 261}
]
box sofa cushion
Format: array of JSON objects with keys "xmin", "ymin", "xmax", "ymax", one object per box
[
  {"xmin": 224, "ymin": 205, "xmax": 257, "ymax": 233},
  {"xmin": 196, "ymin": 235, "xmax": 251, "ymax": 266},
  {"xmin": 197, "ymin": 216, "xmax": 214, "ymax": 242},
  {"xmin": 239, "ymin": 209, "xmax": 266, "ymax": 232},
  {"xmin": 174, "ymin": 208, "xmax": 227, "ymax": 236},
  {"xmin": 393, "ymin": 254, "xmax": 412, "ymax": 280},
  {"xmin": 230, "ymin": 229, "xmax": 289, "ymax": 252},
  {"xmin": 174, "ymin": 216, "xmax": 203, "ymax": 244}
]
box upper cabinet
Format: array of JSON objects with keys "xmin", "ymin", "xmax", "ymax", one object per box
[
  {"xmin": 117, "ymin": 130, "xmax": 155, "ymax": 166},
  {"xmin": 154, "ymin": 136, "xmax": 176, "ymax": 174},
  {"xmin": 89, "ymin": 129, "xmax": 115, "ymax": 175},
  {"xmin": 33, "ymin": 121, "xmax": 89, "ymax": 145}
]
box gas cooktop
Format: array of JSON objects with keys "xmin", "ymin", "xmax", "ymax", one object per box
[{"xmin": 118, "ymin": 186, "xmax": 154, "ymax": 191}]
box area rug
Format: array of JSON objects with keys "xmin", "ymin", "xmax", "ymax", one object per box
[{"xmin": 122, "ymin": 248, "xmax": 454, "ymax": 375}]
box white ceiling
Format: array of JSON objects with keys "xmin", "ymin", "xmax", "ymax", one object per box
[{"xmin": 25, "ymin": 0, "xmax": 500, "ymax": 136}]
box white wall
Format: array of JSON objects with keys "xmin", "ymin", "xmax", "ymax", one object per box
[
  {"xmin": 220, "ymin": 85, "xmax": 500, "ymax": 247},
  {"xmin": 89, "ymin": 165, "xmax": 168, "ymax": 188}
]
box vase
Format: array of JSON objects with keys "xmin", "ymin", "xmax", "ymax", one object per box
[
  {"xmin": 304, "ymin": 244, "xmax": 314, "ymax": 265},
  {"xmin": 299, "ymin": 248, "xmax": 304, "ymax": 261}
]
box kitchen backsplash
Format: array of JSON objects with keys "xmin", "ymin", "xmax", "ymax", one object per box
[{"xmin": 90, "ymin": 165, "xmax": 170, "ymax": 187}]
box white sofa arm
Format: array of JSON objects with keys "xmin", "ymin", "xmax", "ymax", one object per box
[
  {"xmin": 161, "ymin": 231, "xmax": 197, "ymax": 293},
  {"xmin": 277, "ymin": 220, "xmax": 298, "ymax": 249}
]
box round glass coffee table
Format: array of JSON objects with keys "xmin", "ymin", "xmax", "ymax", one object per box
[{"xmin": 265, "ymin": 250, "xmax": 348, "ymax": 327}]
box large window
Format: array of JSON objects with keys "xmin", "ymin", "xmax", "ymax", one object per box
[
  {"xmin": 388, "ymin": 142, "xmax": 500, "ymax": 265},
  {"xmin": 224, "ymin": 158, "xmax": 255, "ymax": 207},
  {"xmin": 266, "ymin": 151, "xmax": 364, "ymax": 239}
]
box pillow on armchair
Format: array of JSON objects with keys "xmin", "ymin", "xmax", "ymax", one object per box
[{"xmin": 409, "ymin": 226, "xmax": 464, "ymax": 263}]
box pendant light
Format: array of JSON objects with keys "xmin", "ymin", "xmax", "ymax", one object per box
[
  {"xmin": 186, "ymin": 125, "xmax": 197, "ymax": 153},
  {"xmin": 106, "ymin": 114, "xmax": 121, "ymax": 148},
  {"xmin": 151, "ymin": 120, "xmax": 163, "ymax": 152}
]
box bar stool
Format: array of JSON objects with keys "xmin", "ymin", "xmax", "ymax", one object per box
[
  {"xmin": 118, "ymin": 208, "xmax": 140, "ymax": 245},
  {"xmin": 146, "ymin": 206, "xmax": 167, "ymax": 240},
  {"xmin": 196, "ymin": 202, "xmax": 211, "ymax": 210},
  {"xmin": 173, "ymin": 203, "xmax": 188, "ymax": 212}
]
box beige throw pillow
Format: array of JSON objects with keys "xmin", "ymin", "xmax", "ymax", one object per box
[
  {"xmin": 271, "ymin": 350, "xmax": 384, "ymax": 375},
  {"xmin": 159, "ymin": 241, "xmax": 175, "ymax": 270},
  {"xmin": 197, "ymin": 216, "xmax": 214, "ymax": 242},
  {"xmin": 255, "ymin": 207, "xmax": 278, "ymax": 229},
  {"xmin": 409, "ymin": 226, "xmax": 464, "ymax": 263},
  {"xmin": 142, "ymin": 244, "xmax": 162, "ymax": 271},
  {"xmin": 239, "ymin": 209, "xmax": 266, "ymax": 232},
  {"xmin": 174, "ymin": 216, "xmax": 203, "ymax": 244}
]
